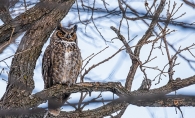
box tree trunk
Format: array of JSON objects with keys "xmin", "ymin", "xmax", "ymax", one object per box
[{"xmin": 1, "ymin": 0, "xmax": 76, "ymax": 111}]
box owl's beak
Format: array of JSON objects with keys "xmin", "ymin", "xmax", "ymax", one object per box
[{"xmin": 66, "ymin": 34, "xmax": 71, "ymax": 39}]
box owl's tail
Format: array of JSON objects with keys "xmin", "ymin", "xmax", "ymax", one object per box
[{"xmin": 48, "ymin": 93, "xmax": 70, "ymax": 116}]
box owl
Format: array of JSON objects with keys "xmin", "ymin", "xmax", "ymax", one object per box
[{"xmin": 42, "ymin": 24, "xmax": 82, "ymax": 116}]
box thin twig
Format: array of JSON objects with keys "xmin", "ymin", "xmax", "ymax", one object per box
[
  {"xmin": 80, "ymin": 48, "xmax": 124, "ymax": 81},
  {"xmin": 0, "ymin": 28, "xmax": 15, "ymax": 52}
]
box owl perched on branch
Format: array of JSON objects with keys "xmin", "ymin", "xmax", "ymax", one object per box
[{"xmin": 42, "ymin": 24, "xmax": 82, "ymax": 116}]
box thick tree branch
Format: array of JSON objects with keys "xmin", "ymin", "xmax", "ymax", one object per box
[
  {"xmin": 183, "ymin": 0, "xmax": 195, "ymax": 8},
  {"xmin": 0, "ymin": 0, "xmax": 71, "ymax": 53},
  {"xmin": 1, "ymin": 75, "xmax": 193, "ymax": 109},
  {"xmin": 0, "ymin": 0, "xmax": 12, "ymax": 24},
  {"xmin": 0, "ymin": 102, "xmax": 129, "ymax": 118},
  {"xmin": 1, "ymin": 75, "xmax": 195, "ymax": 117}
]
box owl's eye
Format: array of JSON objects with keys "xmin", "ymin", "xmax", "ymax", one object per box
[
  {"xmin": 70, "ymin": 32, "xmax": 74, "ymax": 36},
  {"xmin": 57, "ymin": 31, "xmax": 65, "ymax": 37}
]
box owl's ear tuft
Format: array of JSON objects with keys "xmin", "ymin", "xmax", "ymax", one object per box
[
  {"xmin": 73, "ymin": 25, "xmax": 77, "ymax": 32},
  {"xmin": 57, "ymin": 23, "xmax": 63, "ymax": 30}
]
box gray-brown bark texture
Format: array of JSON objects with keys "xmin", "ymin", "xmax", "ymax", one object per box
[{"xmin": 0, "ymin": 0, "xmax": 76, "ymax": 117}]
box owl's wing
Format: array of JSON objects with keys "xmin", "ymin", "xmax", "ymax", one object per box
[{"xmin": 42, "ymin": 45, "xmax": 53, "ymax": 89}]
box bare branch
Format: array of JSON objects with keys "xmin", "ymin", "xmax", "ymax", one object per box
[
  {"xmin": 80, "ymin": 47, "xmax": 124, "ymax": 81},
  {"xmin": 125, "ymin": 0, "xmax": 166, "ymax": 91}
]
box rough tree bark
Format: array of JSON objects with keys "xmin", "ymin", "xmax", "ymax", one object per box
[{"xmin": 0, "ymin": 0, "xmax": 76, "ymax": 115}]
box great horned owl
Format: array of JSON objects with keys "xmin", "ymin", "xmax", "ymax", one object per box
[{"xmin": 42, "ymin": 24, "xmax": 82, "ymax": 116}]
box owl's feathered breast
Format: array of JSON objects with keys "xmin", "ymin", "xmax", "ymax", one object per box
[{"xmin": 42, "ymin": 40, "xmax": 82, "ymax": 88}]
